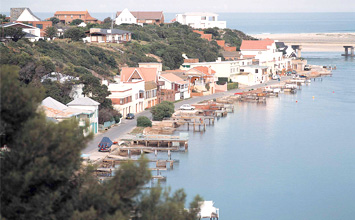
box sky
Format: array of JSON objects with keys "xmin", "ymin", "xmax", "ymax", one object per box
[{"xmin": 1, "ymin": 0, "xmax": 355, "ymax": 13}]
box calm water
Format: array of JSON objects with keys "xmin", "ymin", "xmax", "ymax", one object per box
[
  {"xmin": 152, "ymin": 52, "xmax": 355, "ymax": 219},
  {"xmin": 2, "ymin": 12, "xmax": 354, "ymax": 34}
]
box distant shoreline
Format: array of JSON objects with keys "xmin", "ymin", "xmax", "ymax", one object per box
[{"xmin": 251, "ymin": 32, "xmax": 355, "ymax": 52}]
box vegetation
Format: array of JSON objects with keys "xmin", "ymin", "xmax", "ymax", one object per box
[
  {"xmin": 64, "ymin": 27, "xmax": 86, "ymax": 41},
  {"xmin": 70, "ymin": 19, "xmax": 84, "ymax": 25},
  {"xmin": 137, "ymin": 116, "xmax": 152, "ymax": 127},
  {"xmin": 49, "ymin": 17, "xmax": 60, "ymax": 25},
  {"xmin": 0, "ymin": 27, "xmax": 26, "ymax": 42},
  {"xmin": 44, "ymin": 26, "xmax": 58, "ymax": 40},
  {"xmin": 98, "ymin": 108, "xmax": 122, "ymax": 124},
  {"xmin": 150, "ymin": 101, "xmax": 175, "ymax": 121},
  {"xmin": 0, "ymin": 65, "xmax": 203, "ymax": 220},
  {"xmin": 0, "ymin": 14, "xmax": 9, "ymax": 23},
  {"xmin": 227, "ymin": 82, "xmax": 239, "ymax": 90}
]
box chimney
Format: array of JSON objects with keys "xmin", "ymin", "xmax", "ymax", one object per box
[{"xmin": 217, "ymin": 57, "xmax": 222, "ymax": 62}]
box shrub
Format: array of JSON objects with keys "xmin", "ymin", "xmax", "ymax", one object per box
[
  {"xmin": 150, "ymin": 101, "xmax": 175, "ymax": 121},
  {"xmin": 227, "ymin": 82, "xmax": 238, "ymax": 90},
  {"xmin": 137, "ymin": 116, "xmax": 152, "ymax": 127}
]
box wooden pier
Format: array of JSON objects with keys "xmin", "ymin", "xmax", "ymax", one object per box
[{"xmin": 342, "ymin": 46, "xmax": 355, "ymax": 57}]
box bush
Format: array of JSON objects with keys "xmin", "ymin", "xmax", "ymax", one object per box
[
  {"xmin": 227, "ymin": 82, "xmax": 238, "ymax": 90},
  {"xmin": 137, "ymin": 116, "xmax": 152, "ymax": 127},
  {"xmin": 150, "ymin": 101, "xmax": 175, "ymax": 121}
]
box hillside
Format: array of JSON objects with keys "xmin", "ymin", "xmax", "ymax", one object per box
[{"xmin": 0, "ymin": 23, "xmax": 254, "ymax": 109}]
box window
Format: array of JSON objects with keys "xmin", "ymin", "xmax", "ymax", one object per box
[
  {"xmin": 240, "ymin": 69, "xmax": 244, "ymax": 72},
  {"xmin": 79, "ymin": 15, "xmax": 81, "ymax": 18},
  {"xmin": 71, "ymin": 15, "xmax": 73, "ymax": 18},
  {"xmin": 255, "ymin": 69, "xmax": 258, "ymax": 73},
  {"xmin": 36, "ymin": 24, "xmax": 43, "ymax": 29}
]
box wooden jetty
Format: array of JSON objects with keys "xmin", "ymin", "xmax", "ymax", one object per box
[
  {"xmin": 342, "ymin": 46, "xmax": 355, "ymax": 57},
  {"xmin": 122, "ymin": 134, "xmax": 189, "ymax": 149}
]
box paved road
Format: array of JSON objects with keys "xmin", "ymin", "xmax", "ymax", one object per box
[{"xmin": 83, "ymin": 77, "xmax": 291, "ymax": 154}]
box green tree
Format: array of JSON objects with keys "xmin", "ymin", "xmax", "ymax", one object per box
[
  {"xmin": 150, "ymin": 101, "xmax": 175, "ymax": 121},
  {"xmin": 1, "ymin": 27, "xmax": 26, "ymax": 42},
  {"xmin": 137, "ymin": 116, "xmax": 152, "ymax": 127},
  {"xmin": 64, "ymin": 27, "xmax": 86, "ymax": 41},
  {"xmin": 80, "ymin": 74, "xmax": 112, "ymax": 108},
  {"xmin": 71, "ymin": 19, "xmax": 84, "ymax": 26},
  {"xmin": 103, "ymin": 17, "xmax": 112, "ymax": 24},
  {"xmin": 44, "ymin": 26, "xmax": 58, "ymax": 40},
  {"xmin": 49, "ymin": 17, "xmax": 60, "ymax": 25},
  {"xmin": 137, "ymin": 187, "xmax": 202, "ymax": 220},
  {"xmin": 0, "ymin": 14, "xmax": 9, "ymax": 23},
  {"xmin": 1, "ymin": 65, "xmax": 202, "ymax": 220}
]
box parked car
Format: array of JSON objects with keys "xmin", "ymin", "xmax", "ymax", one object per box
[
  {"xmin": 98, "ymin": 137, "xmax": 113, "ymax": 152},
  {"xmin": 179, "ymin": 104, "xmax": 195, "ymax": 110},
  {"xmin": 126, "ymin": 113, "xmax": 135, "ymax": 119},
  {"xmin": 304, "ymin": 65, "xmax": 311, "ymax": 71},
  {"xmin": 272, "ymin": 75, "xmax": 280, "ymax": 80}
]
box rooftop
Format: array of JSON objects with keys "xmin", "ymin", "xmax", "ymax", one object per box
[
  {"xmin": 120, "ymin": 67, "xmax": 157, "ymax": 82},
  {"xmin": 240, "ymin": 39, "xmax": 274, "ymax": 50},
  {"xmin": 42, "ymin": 97, "xmax": 68, "ymax": 111},
  {"xmin": 160, "ymin": 73, "xmax": 188, "ymax": 85},
  {"xmin": 67, "ymin": 97, "xmax": 100, "ymax": 106},
  {"xmin": 116, "ymin": 11, "xmax": 164, "ymax": 20}
]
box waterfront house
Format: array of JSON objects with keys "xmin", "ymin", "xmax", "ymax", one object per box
[
  {"xmin": 41, "ymin": 97, "xmax": 100, "ymax": 135},
  {"xmin": 107, "ymin": 80, "xmax": 145, "ymax": 116},
  {"xmin": 175, "ymin": 12, "xmax": 226, "ymax": 29},
  {"xmin": 231, "ymin": 65, "xmax": 270, "ymax": 86},
  {"xmin": 67, "ymin": 97, "xmax": 100, "ymax": 134},
  {"xmin": 240, "ymin": 39, "xmax": 287, "ymax": 74},
  {"xmin": 144, "ymin": 81, "xmax": 158, "ymax": 108},
  {"xmin": 0, "ymin": 22, "xmax": 41, "ymax": 42},
  {"xmin": 84, "ymin": 28, "xmax": 131, "ymax": 43},
  {"xmin": 54, "ymin": 11, "xmax": 100, "ymax": 24},
  {"xmin": 158, "ymin": 73, "xmax": 190, "ymax": 101},
  {"xmin": 185, "ymin": 66, "xmax": 217, "ymax": 95},
  {"xmin": 115, "ymin": 8, "xmax": 164, "ymax": 26},
  {"xmin": 180, "ymin": 57, "xmax": 253, "ymax": 82},
  {"xmin": 120, "ymin": 66, "xmax": 159, "ymax": 82}
]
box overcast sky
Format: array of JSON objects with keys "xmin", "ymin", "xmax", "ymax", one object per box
[{"xmin": 2, "ymin": 0, "xmax": 355, "ymax": 13}]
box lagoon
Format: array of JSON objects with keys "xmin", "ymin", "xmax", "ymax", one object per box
[{"xmin": 154, "ymin": 52, "xmax": 355, "ymax": 219}]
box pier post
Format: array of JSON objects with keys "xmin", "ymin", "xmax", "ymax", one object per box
[
  {"xmin": 187, "ymin": 122, "xmax": 189, "ymax": 131},
  {"xmin": 128, "ymin": 149, "xmax": 131, "ymax": 158},
  {"xmin": 344, "ymin": 47, "xmax": 349, "ymax": 56},
  {"xmin": 155, "ymin": 149, "xmax": 157, "ymax": 157},
  {"xmin": 351, "ymin": 47, "xmax": 354, "ymax": 56},
  {"xmin": 168, "ymin": 150, "xmax": 171, "ymax": 159}
]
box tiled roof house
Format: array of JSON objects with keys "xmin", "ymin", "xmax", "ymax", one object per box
[{"xmin": 54, "ymin": 11, "xmax": 100, "ymax": 24}]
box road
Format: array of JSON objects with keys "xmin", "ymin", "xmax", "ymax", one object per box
[{"xmin": 83, "ymin": 77, "xmax": 291, "ymax": 155}]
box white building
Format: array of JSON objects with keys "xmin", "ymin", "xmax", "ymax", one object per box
[
  {"xmin": 41, "ymin": 97, "xmax": 100, "ymax": 135},
  {"xmin": 84, "ymin": 28, "xmax": 131, "ymax": 43},
  {"xmin": 158, "ymin": 73, "xmax": 190, "ymax": 101},
  {"xmin": 0, "ymin": 22, "xmax": 41, "ymax": 42},
  {"xmin": 240, "ymin": 39, "xmax": 288, "ymax": 74},
  {"xmin": 10, "ymin": 8, "xmax": 40, "ymax": 22},
  {"xmin": 231, "ymin": 65, "xmax": 270, "ymax": 86},
  {"xmin": 107, "ymin": 81, "xmax": 145, "ymax": 117},
  {"xmin": 175, "ymin": 12, "xmax": 226, "ymax": 29},
  {"xmin": 67, "ymin": 97, "xmax": 100, "ymax": 134},
  {"xmin": 115, "ymin": 8, "xmax": 164, "ymax": 26},
  {"xmin": 180, "ymin": 57, "xmax": 253, "ymax": 80}
]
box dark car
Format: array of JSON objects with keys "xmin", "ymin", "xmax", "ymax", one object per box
[
  {"xmin": 98, "ymin": 137, "xmax": 113, "ymax": 152},
  {"xmin": 126, "ymin": 113, "xmax": 135, "ymax": 119}
]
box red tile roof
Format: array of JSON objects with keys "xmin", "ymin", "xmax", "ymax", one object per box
[
  {"xmin": 193, "ymin": 66, "xmax": 216, "ymax": 75},
  {"xmin": 116, "ymin": 11, "xmax": 163, "ymax": 20},
  {"xmin": 240, "ymin": 39, "xmax": 274, "ymax": 50},
  {"xmin": 120, "ymin": 67, "xmax": 157, "ymax": 82},
  {"xmin": 160, "ymin": 73, "xmax": 188, "ymax": 84}
]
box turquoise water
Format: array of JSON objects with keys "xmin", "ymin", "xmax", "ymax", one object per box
[{"xmin": 155, "ymin": 52, "xmax": 355, "ymax": 219}]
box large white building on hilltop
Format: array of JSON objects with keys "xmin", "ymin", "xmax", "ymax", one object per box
[{"xmin": 175, "ymin": 12, "xmax": 226, "ymax": 29}]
